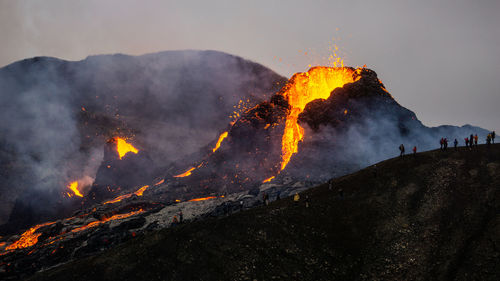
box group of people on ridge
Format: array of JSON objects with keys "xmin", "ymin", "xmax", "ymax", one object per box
[
  {"xmin": 486, "ymin": 131, "xmax": 495, "ymax": 145},
  {"xmin": 400, "ymin": 131, "xmax": 495, "ymax": 158},
  {"xmin": 398, "ymin": 144, "xmax": 417, "ymax": 158}
]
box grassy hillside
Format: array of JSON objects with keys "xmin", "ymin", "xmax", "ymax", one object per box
[{"xmin": 29, "ymin": 144, "xmax": 500, "ymax": 281}]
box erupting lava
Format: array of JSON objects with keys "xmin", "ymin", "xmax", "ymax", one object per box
[
  {"xmin": 5, "ymin": 221, "xmax": 56, "ymax": 251},
  {"xmin": 67, "ymin": 181, "xmax": 83, "ymax": 197},
  {"xmin": 212, "ymin": 131, "xmax": 228, "ymax": 153},
  {"xmin": 278, "ymin": 67, "xmax": 359, "ymax": 171},
  {"xmin": 187, "ymin": 196, "xmax": 218, "ymax": 202},
  {"xmin": 113, "ymin": 137, "xmax": 139, "ymax": 159}
]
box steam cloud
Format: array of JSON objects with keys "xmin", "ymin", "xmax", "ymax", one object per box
[{"xmin": 0, "ymin": 50, "xmax": 285, "ymax": 226}]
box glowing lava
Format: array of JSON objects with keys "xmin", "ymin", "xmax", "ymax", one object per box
[
  {"xmin": 174, "ymin": 167, "xmax": 196, "ymax": 178},
  {"xmin": 104, "ymin": 185, "xmax": 149, "ymax": 204},
  {"xmin": 134, "ymin": 185, "xmax": 149, "ymax": 196},
  {"xmin": 278, "ymin": 67, "xmax": 359, "ymax": 171},
  {"xmin": 263, "ymin": 176, "xmax": 275, "ymax": 183},
  {"xmin": 5, "ymin": 221, "xmax": 56, "ymax": 251},
  {"xmin": 114, "ymin": 137, "xmax": 139, "ymax": 159},
  {"xmin": 212, "ymin": 131, "xmax": 228, "ymax": 153},
  {"xmin": 68, "ymin": 181, "xmax": 83, "ymax": 197},
  {"xmin": 70, "ymin": 209, "xmax": 144, "ymax": 233},
  {"xmin": 187, "ymin": 196, "xmax": 217, "ymax": 202}
]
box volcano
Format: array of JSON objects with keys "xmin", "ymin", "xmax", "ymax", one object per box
[{"xmin": 0, "ymin": 50, "xmax": 493, "ymax": 280}]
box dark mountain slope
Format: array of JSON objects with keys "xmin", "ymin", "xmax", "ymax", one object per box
[
  {"xmin": 0, "ymin": 50, "xmax": 286, "ymax": 227},
  {"xmin": 29, "ymin": 144, "xmax": 500, "ymax": 281}
]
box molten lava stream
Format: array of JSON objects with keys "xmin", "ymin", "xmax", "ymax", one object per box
[
  {"xmin": 70, "ymin": 209, "xmax": 144, "ymax": 233},
  {"xmin": 278, "ymin": 67, "xmax": 359, "ymax": 171},
  {"xmin": 68, "ymin": 181, "xmax": 83, "ymax": 197},
  {"xmin": 103, "ymin": 185, "xmax": 150, "ymax": 204},
  {"xmin": 113, "ymin": 137, "xmax": 139, "ymax": 159},
  {"xmin": 187, "ymin": 196, "xmax": 218, "ymax": 202},
  {"xmin": 4, "ymin": 221, "xmax": 56, "ymax": 251},
  {"xmin": 212, "ymin": 131, "xmax": 228, "ymax": 153}
]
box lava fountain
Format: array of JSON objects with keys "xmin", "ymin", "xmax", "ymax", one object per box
[
  {"xmin": 113, "ymin": 137, "xmax": 139, "ymax": 159},
  {"xmin": 278, "ymin": 67, "xmax": 359, "ymax": 171},
  {"xmin": 67, "ymin": 181, "xmax": 83, "ymax": 197}
]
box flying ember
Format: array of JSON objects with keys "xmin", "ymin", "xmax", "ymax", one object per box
[
  {"xmin": 68, "ymin": 181, "xmax": 83, "ymax": 197},
  {"xmin": 114, "ymin": 137, "xmax": 139, "ymax": 159}
]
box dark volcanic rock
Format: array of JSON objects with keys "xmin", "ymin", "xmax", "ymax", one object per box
[
  {"xmin": 0, "ymin": 50, "xmax": 286, "ymax": 230},
  {"xmin": 26, "ymin": 144, "xmax": 500, "ymax": 281}
]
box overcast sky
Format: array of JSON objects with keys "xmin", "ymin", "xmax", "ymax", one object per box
[{"xmin": 1, "ymin": 0, "xmax": 499, "ymax": 131}]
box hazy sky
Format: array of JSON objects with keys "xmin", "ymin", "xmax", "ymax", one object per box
[{"xmin": 1, "ymin": 0, "xmax": 499, "ymax": 131}]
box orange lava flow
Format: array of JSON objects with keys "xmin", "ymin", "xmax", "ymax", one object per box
[
  {"xmin": 212, "ymin": 131, "xmax": 228, "ymax": 153},
  {"xmin": 134, "ymin": 185, "xmax": 149, "ymax": 196},
  {"xmin": 70, "ymin": 209, "xmax": 144, "ymax": 233},
  {"xmin": 104, "ymin": 185, "xmax": 149, "ymax": 204},
  {"xmin": 154, "ymin": 179, "xmax": 165, "ymax": 186},
  {"xmin": 187, "ymin": 196, "xmax": 217, "ymax": 202},
  {"xmin": 68, "ymin": 181, "xmax": 83, "ymax": 197},
  {"xmin": 5, "ymin": 221, "xmax": 56, "ymax": 251},
  {"xmin": 174, "ymin": 167, "xmax": 196, "ymax": 178},
  {"xmin": 114, "ymin": 137, "xmax": 139, "ymax": 159},
  {"xmin": 279, "ymin": 67, "xmax": 358, "ymax": 171},
  {"xmin": 263, "ymin": 176, "xmax": 275, "ymax": 183}
]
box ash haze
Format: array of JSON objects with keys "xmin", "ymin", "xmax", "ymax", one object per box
[{"xmin": 0, "ymin": 0, "xmax": 499, "ymax": 131}]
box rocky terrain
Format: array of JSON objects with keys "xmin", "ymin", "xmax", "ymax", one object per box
[
  {"xmin": 0, "ymin": 50, "xmax": 286, "ymax": 230},
  {"xmin": 0, "ymin": 143, "xmax": 496, "ymax": 280}
]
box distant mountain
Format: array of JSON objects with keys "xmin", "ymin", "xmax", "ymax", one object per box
[{"xmin": 0, "ymin": 50, "xmax": 286, "ymax": 227}]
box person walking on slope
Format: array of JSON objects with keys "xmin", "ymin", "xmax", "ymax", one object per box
[
  {"xmin": 412, "ymin": 146, "xmax": 417, "ymax": 157},
  {"xmin": 399, "ymin": 144, "xmax": 405, "ymax": 158},
  {"xmin": 474, "ymin": 134, "xmax": 478, "ymax": 147},
  {"xmin": 454, "ymin": 139, "xmax": 458, "ymax": 150},
  {"xmin": 293, "ymin": 192, "xmax": 300, "ymax": 205},
  {"xmin": 470, "ymin": 134, "xmax": 474, "ymax": 148},
  {"xmin": 492, "ymin": 131, "xmax": 496, "ymax": 144},
  {"xmin": 487, "ymin": 134, "xmax": 492, "ymax": 146}
]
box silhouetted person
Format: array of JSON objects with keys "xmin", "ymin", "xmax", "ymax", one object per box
[
  {"xmin": 492, "ymin": 131, "xmax": 496, "ymax": 143},
  {"xmin": 178, "ymin": 211, "xmax": 183, "ymax": 223},
  {"xmin": 263, "ymin": 192, "xmax": 269, "ymax": 206},
  {"xmin": 399, "ymin": 144, "xmax": 405, "ymax": 158},
  {"xmin": 412, "ymin": 146, "xmax": 417, "ymax": 157},
  {"xmin": 470, "ymin": 134, "xmax": 474, "ymax": 148},
  {"xmin": 465, "ymin": 137, "xmax": 469, "ymax": 148},
  {"xmin": 487, "ymin": 134, "xmax": 492, "ymax": 146},
  {"xmin": 171, "ymin": 216, "xmax": 179, "ymax": 227},
  {"xmin": 474, "ymin": 134, "xmax": 478, "ymax": 146},
  {"xmin": 293, "ymin": 192, "xmax": 300, "ymax": 205},
  {"xmin": 440, "ymin": 138, "xmax": 444, "ymax": 150},
  {"xmin": 444, "ymin": 138, "xmax": 448, "ymax": 150},
  {"xmin": 454, "ymin": 139, "xmax": 458, "ymax": 150}
]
